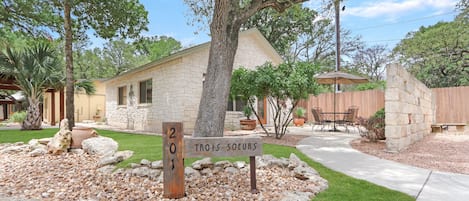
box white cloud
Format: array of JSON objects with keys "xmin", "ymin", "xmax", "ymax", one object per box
[{"xmin": 343, "ymin": 0, "xmax": 457, "ymax": 18}]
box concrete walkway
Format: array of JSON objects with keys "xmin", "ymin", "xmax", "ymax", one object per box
[{"xmin": 295, "ymin": 130, "xmax": 469, "ymax": 201}]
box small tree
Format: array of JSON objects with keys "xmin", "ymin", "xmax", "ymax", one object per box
[
  {"xmin": 231, "ymin": 62, "xmax": 322, "ymax": 139},
  {"xmin": 0, "ymin": 42, "xmax": 64, "ymax": 130}
]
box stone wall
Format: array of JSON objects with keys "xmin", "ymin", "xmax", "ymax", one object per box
[{"xmin": 385, "ymin": 64, "xmax": 434, "ymax": 152}]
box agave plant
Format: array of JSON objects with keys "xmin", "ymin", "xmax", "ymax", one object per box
[{"xmin": 0, "ymin": 42, "xmax": 64, "ymax": 130}]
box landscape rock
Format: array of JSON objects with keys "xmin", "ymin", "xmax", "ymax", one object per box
[
  {"xmin": 184, "ymin": 167, "xmax": 201, "ymax": 178},
  {"xmin": 47, "ymin": 119, "xmax": 72, "ymax": 155},
  {"xmin": 280, "ymin": 191, "xmax": 313, "ymax": 201},
  {"xmin": 233, "ymin": 161, "xmax": 246, "ymax": 169},
  {"xmin": 98, "ymin": 155, "xmax": 124, "ymax": 167},
  {"xmin": 113, "ymin": 150, "xmax": 133, "ymax": 160},
  {"xmin": 200, "ymin": 168, "xmax": 213, "ymax": 176},
  {"xmin": 224, "ymin": 166, "xmax": 239, "ymax": 174},
  {"xmin": 82, "ymin": 136, "xmax": 118, "ymax": 156},
  {"xmin": 293, "ymin": 166, "xmax": 319, "ymax": 181},
  {"xmin": 150, "ymin": 160, "xmax": 163, "ymax": 169},
  {"xmin": 140, "ymin": 159, "xmax": 151, "ymax": 166},
  {"xmin": 29, "ymin": 147, "xmax": 47, "ymax": 157},
  {"xmin": 214, "ymin": 160, "xmax": 233, "ymax": 169},
  {"xmin": 192, "ymin": 157, "xmax": 213, "ymax": 170},
  {"xmin": 289, "ymin": 153, "xmax": 307, "ymax": 170}
]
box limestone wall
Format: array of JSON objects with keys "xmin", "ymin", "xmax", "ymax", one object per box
[{"xmin": 385, "ymin": 64, "xmax": 434, "ymax": 152}]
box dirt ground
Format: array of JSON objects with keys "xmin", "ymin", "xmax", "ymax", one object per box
[{"xmin": 350, "ymin": 134, "xmax": 469, "ymax": 175}]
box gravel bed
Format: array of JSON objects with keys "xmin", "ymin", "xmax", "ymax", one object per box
[{"xmin": 351, "ymin": 133, "xmax": 469, "ymax": 175}]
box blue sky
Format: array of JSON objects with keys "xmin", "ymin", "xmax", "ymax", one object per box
[{"xmin": 92, "ymin": 0, "xmax": 460, "ymax": 50}]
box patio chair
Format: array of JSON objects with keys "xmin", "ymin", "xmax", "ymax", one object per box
[
  {"xmin": 311, "ymin": 107, "xmax": 331, "ymax": 131},
  {"xmin": 336, "ymin": 106, "xmax": 359, "ymax": 133}
]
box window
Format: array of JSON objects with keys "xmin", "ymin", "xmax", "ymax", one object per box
[
  {"xmin": 139, "ymin": 79, "xmax": 152, "ymax": 104},
  {"xmin": 227, "ymin": 96, "xmax": 245, "ymax": 111},
  {"xmin": 118, "ymin": 86, "xmax": 127, "ymax": 105}
]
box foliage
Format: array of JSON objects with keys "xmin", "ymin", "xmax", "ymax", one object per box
[
  {"xmin": 348, "ymin": 44, "xmax": 390, "ymax": 81},
  {"xmin": 392, "ymin": 10, "xmax": 468, "ymax": 88},
  {"xmin": 75, "ymin": 79, "xmax": 96, "ymax": 95},
  {"xmin": 9, "ymin": 111, "xmax": 27, "ymax": 124},
  {"xmin": 242, "ymin": 4, "xmax": 363, "ymax": 65},
  {"xmin": 242, "ymin": 105, "xmax": 253, "ymax": 120},
  {"xmin": 0, "ymin": 128, "xmax": 414, "ymax": 201},
  {"xmin": 231, "ymin": 62, "xmax": 322, "ymax": 139},
  {"xmin": 353, "ymin": 80, "xmax": 386, "ymax": 91},
  {"xmin": 0, "ymin": 0, "xmax": 62, "ymax": 36},
  {"xmin": 134, "ymin": 36, "xmax": 182, "ymax": 62},
  {"xmin": 100, "ymin": 39, "xmax": 147, "ymax": 77},
  {"xmin": 358, "ymin": 108, "xmax": 386, "ymax": 142},
  {"xmin": 294, "ymin": 107, "xmax": 306, "ymax": 118},
  {"xmin": 0, "ymin": 42, "xmax": 64, "ymax": 130}
]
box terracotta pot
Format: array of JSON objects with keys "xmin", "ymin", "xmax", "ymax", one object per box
[
  {"xmin": 240, "ymin": 119, "xmax": 257, "ymax": 130},
  {"xmin": 71, "ymin": 127, "xmax": 98, "ymax": 149},
  {"xmin": 293, "ymin": 118, "xmax": 305, "ymax": 126}
]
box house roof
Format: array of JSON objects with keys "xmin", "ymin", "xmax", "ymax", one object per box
[{"xmin": 104, "ymin": 28, "xmax": 283, "ymax": 82}]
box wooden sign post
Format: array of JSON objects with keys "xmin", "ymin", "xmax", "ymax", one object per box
[
  {"xmin": 162, "ymin": 122, "xmax": 184, "ymax": 199},
  {"xmin": 162, "ymin": 122, "xmax": 262, "ymax": 197}
]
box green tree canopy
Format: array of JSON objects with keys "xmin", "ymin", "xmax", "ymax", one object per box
[
  {"xmin": 392, "ymin": 9, "xmax": 468, "ymax": 88},
  {"xmin": 231, "ymin": 62, "xmax": 323, "ymax": 139}
]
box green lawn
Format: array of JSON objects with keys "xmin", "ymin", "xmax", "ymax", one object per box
[{"xmin": 0, "ymin": 128, "xmax": 414, "ymax": 201}]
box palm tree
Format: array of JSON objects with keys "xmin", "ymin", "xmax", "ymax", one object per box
[{"xmin": 0, "ymin": 42, "xmax": 64, "ymax": 130}]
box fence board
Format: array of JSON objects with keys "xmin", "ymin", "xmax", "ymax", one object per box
[
  {"xmin": 298, "ymin": 89, "xmax": 385, "ymax": 123},
  {"xmin": 299, "ymin": 86, "xmax": 469, "ymax": 124},
  {"xmin": 432, "ymin": 86, "xmax": 469, "ymax": 123}
]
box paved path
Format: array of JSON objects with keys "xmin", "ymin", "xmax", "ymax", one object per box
[{"xmin": 296, "ymin": 132, "xmax": 469, "ymax": 201}]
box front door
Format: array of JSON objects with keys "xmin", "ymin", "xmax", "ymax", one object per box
[{"xmin": 257, "ymin": 97, "xmax": 267, "ymax": 124}]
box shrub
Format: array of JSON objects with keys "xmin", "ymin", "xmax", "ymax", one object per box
[
  {"xmin": 358, "ymin": 108, "xmax": 385, "ymax": 142},
  {"xmin": 294, "ymin": 107, "xmax": 306, "ymax": 118},
  {"xmin": 9, "ymin": 111, "xmax": 27, "ymax": 124}
]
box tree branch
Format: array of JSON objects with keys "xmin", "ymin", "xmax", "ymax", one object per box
[{"xmin": 238, "ymin": 0, "xmax": 307, "ymax": 24}]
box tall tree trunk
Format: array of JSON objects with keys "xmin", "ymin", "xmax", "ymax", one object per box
[
  {"xmin": 64, "ymin": 0, "xmax": 75, "ymax": 130},
  {"xmin": 193, "ymin": 1, "xmax": 242, "ymax": 137},
  {"xmin": 22, "ymin": 98, "xmax": 42, "ymax": 130},
  {"xmin": 193, "ymin": 0, "xmax": 306, "ymax": 137}
]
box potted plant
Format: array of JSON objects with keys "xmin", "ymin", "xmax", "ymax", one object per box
[
  {"xmin": 293, "ymin": 107, "xmax": 306, "ymax": 126},
  {"xmin": 240, "ymin": 105, "xmax": 257, "ymax": 130}
]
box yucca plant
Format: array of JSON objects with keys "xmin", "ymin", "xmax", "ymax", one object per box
[{"xmin": 0, "ymin": 42, "xmax": 64, "ymax": 130}]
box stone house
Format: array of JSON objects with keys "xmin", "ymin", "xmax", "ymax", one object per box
[{"xmin": 104, "ymin": 28, "xmax": 283, "ymax": 134}]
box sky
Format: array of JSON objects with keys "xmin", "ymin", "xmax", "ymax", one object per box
[{"xmin": 91, "ymin": 0, "xmax": 460, "ymax": 50}]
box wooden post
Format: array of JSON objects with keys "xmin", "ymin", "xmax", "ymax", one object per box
[
  {"xmin": 51, "ymin": 90, "xmax": 56, "ymax": 126},
  {"xmin": 162, "ymin": 122, "xmax": 185, "ymax": 198},
  {"xmin": 250, "ymin": 156, "xmax": 258, "ymax": 194}
]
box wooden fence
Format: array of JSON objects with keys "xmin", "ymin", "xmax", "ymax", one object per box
[
  {"xmin": 298, "ymin": 86, "xmax": 469, "ymax": 124},
  {"xmin": 432, "ymin": 86, "xmax": 469, "ymax": 123},
  {"xmin": 298, "ymin": 89, "xmax": 385, "ymax": 122}
]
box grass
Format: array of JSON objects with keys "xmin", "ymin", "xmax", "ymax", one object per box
[{"xmin": 0, "ymin": 128, "xmax": 415, "ymax": 201}]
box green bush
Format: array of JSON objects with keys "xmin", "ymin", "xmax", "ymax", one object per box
[
  {"xmin": 294, "ymin": 107, "xmax": 306, "ymax": 118},
  {"xmin": 9, "ymin": 111, "xmax": 27, "ymax": 123}
]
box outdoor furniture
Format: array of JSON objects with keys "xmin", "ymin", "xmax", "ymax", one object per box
[
  {"xmin": 311, "ymin": 107, "xmax": 331, "ymax": 131},
  {"xmin": 336, "ymin": 106, "xmax": 359, "ymax": 133}
]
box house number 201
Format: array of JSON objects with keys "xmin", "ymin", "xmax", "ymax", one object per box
[
  {"xmin": 162, "ymin": 122, "xmax": 184, "ymax": 198},
  {"xmin": 169, "ymin": 128, "xmax": 176, "ymax": 169}
]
